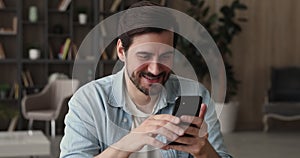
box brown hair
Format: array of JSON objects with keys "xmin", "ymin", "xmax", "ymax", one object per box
[{"xmin": 118, "ymin": 1, "xmax": 178, "ymax": 52}]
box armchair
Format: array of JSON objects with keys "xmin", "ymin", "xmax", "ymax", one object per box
[
  {"xmin": 263, "ymin": 67, "xmax": 300, "ymax": 131},
  {"xmin": 21, "ymin": 79, "xmax": 79, "ymax": 137}
]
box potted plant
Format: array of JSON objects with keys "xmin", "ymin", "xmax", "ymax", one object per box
[
  {"xmin": 0, "ymin": 104, "xmax": 18, "ymax": 131},
  {"xmin": 177, "ymin": 0, "xmax": 247, "ymax": 133},
  {"xmin": 77, "ymin": 7, "xmax": 88, "ymax": 25},
  {"xmin": 0, "ymin": 83, "xmax": 9, "ymax": 99}
]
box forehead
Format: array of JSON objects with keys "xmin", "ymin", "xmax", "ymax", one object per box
[{"xmin": 129, "ymin": 31, "xmax": 174, "ymax": 50}]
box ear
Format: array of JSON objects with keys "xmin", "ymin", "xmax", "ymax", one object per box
[{"xmin": 117, "ymin": 39, "xmax": 125, "ymax": 62}]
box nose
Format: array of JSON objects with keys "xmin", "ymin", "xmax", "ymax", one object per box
[{"xmin": 148, "ymin": 62, "xmax": 160, "ymax": 75}]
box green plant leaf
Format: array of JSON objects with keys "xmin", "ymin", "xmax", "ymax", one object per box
[
  {"xmin": 202, "ymin": 7, "xmax": 210, "ymax": 17},
  {"xmin": 234, "ymin": 1, "xmax": 248, "ymax": 10},
  {"xmin": 179, "ymin": 0, "xmax": 247, "ymax": 102},
  {"xmin": 197, "ymin": 0, "xmax": 205, "ymax": 8},
  {"xmin": 186, "ymin": 0, "xmax": 199, "ymax": 6},
  {"xmin": 221, "ymin": 6, "xmax": 234, "ymax": 18}
]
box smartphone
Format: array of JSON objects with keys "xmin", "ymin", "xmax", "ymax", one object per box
[
  {"xmin": 172, "ymin": 96, "xmax": 202, "ymax": 117},
  {"xmin": 169, "ymin": 95, "xmax": 202, "ymax": 145}
]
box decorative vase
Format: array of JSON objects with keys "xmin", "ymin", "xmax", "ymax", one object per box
[
  {"xmin": 78, "ymin": 13, "xmax": 87, "ymax": 25},
  {"xmin": 29, "ymin": 6, "xmax": 38, "ymax": 23},
  {"xmin": 215, "ymin": 101, "xmax": 239, "ymax": 133},
  {"xmin": 29, "ymin": 49, "xmax": 40, "ymax": 60}
]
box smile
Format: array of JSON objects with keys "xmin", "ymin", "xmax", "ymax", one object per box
[
  {"xmin": 140, "ymin": 72, "xmax": 165, "ymax": 83},
  {"xmin": 142, "ymin": 74, "xmax": 161, "ymax": 80}
]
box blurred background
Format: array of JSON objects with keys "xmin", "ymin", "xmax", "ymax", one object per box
[{"xmin": 0, "ymin": 0, "xmax": 300, "ymax": 158}]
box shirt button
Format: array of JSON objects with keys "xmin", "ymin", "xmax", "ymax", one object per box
[{"xmin": 123, "ymin": 118, "xmax": 127, "ymax": 123}]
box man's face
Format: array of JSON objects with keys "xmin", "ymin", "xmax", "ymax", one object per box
[{"xmin": 122, "ymin": 31, "xmax": 174, "ymax": 95}]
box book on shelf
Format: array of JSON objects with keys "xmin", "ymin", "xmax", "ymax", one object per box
[
  {"xmin": 58, "ymin": 0, "xmax": 72, "ymax": 11},
  {"xmin": 0, "ymin": 16, "xmax": 18, "ymax": 35},
  {"xmin": 0, "ymin": 42, "xmax": 6, "ymax": 59},
  {"xmin": 71, "ymin": 42, "xmax": 78, "ymax": 59},
  {"xmin": 67, "ymin": 44, "xmax": 72, "ymax": 60},
  {"xmin": 8, "ymin": 82, "xmax": 19, "ymax": 99},
  {"xmin": 21, "ymin": 71, "xmax": 29, "ymax": 87},
  {"xmin": 110, "ymin": 0, "xmax": 122, "ymax": 12},
  {"xmin": 101, "ymin": 51, "xmax": 108, "ymax": 60},
  {"xmin": 13, "ymin": 83, "xmax": 19, "ymax": 99},
  {"xmin": 25, "ymin": 70, "xmax": 34, "ymax": 87},
  {"xmin": 8, "ymin": 84, "xmax": 14, "ymax": 99},
  {"xmin": 0, "ymin": 0, "xmax": 5, "ymax": 9},
  {"xmin": 12, "ymin": 17, "xmax": 18, "ymax": 34},
  {"xmin": 99, "ymin": 24, "xmax": 107, "ymax": 37},
  {"xmin": 59, "ymin": 38, "xmax": 71, "ymax": 60},
  {"xmin": 111, "ymin": 45, "xmax": 118, "ymax": 60},
  {"xmin": 48, "ymin": 43, "xmax": 54, "ymax": 59}
]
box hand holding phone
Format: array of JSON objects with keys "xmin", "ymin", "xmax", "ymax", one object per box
[{"xmin": 169, "ymin": 96, "xmax": 202, "ymax": 145}]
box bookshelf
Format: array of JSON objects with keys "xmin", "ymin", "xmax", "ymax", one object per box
[{"xmin": 0, "ymin": 0, "xmax": 169, "ymax": 130}]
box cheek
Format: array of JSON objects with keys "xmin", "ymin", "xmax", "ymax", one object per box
[
  {"xmin": 160, "ymin": 59, "xmax": 173, "ymax": 70},
  {"xmin": 160, "ymin": 62, "xmax": 172, "ymax": 71},
  {"xmin": 130, "ymin": 63, "xmax": 149, "ymax": 76}
]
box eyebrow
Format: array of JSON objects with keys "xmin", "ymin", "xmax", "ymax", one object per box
[
  {"xmin": 136, "ymin": 51, "xmax": 153, "ymax": 55},
  {"xmin": 160, "ymin": 51, "xmax": 174, "ymax": 56},
  {"xmin": 135, "ymin": 50, "xmax": 174, "ymax": 56}
]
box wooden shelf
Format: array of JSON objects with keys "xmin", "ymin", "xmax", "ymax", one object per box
[
  {"xmin": 0, "ymin": 59, "xmax": 18, "ymax": 64},
  {"xmin": 0, "ymin": 8, "xmax": 17, "ymax": 12},
  {"xmin": 73, "ymin": 22, "xmax": 93, "ymax": 27},
  {"xmin": 0, "ymin": 31, "xmax": 17, "ymax": 36},
  {"xmin": 48, "ymin": 33, "xmax": 70, "ymax": 38},
  {"xmin": 21, "ymin": 59, "xmax": 48, "ymax": 63},
  {"xmin": 23, "ymin": 21, "xmax": 46, "ymax": 25},
  {"xmin": 1, "ymin": 0, "xmax": 163, "ymax": 130},
  {"xmin": 47, "ymin": 59, "xmax": 74, "ymax": 64},
  {"xmin": 48, "ymin": 9, "xmax": 70, "ymax": 14}
]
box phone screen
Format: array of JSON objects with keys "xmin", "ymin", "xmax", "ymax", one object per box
[{"xmin": 172, "ymin": 96, "xmax": 202, "ymax": 117}]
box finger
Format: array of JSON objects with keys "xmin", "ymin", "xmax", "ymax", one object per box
[
  {"xmin": 173, "ymin": 135, "xmax": 196, "ymax": 145},
  {"xmin": 167, "ymin": 138, "xmax": 207, "ymax": 155},
  {"xmin": 145, "ymin": 119, "xmax": 185, "ymax": 136},
  {"xmin": 151, "ymin": 114, "xmax": 181, "ymax": 124},
  {"xmin": 199, "ymin": 121, "xmax": 208, "ymax": 137},
  {"xmin": 152, "ymin": 126, "xmax": 181, "ymax": 142},
  {"xmin": 180, "ymin": 115, "xmax": 203, "ymax": 128},
  {"xmin": 166, "ymin": 144, "xmax": 190, "ymax": 153},
  {"xmin": 146, "ymin": 136, "xmax": 166, "ymax": 149},
  {"xmin": 182, "ymin": 125, "xmax": 199, "ymax": 137},
  {"xmin": 198, "ymin": 103, "xmax": 207, "ymax": 119}
]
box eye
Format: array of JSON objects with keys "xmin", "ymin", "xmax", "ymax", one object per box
[
  {"xmin": 160, "ymin": 53, "xmax": 172, "ymax": 60},
  {"xmin": 137, "ymin": 54, "xmax": 151, "ymax": 60}
]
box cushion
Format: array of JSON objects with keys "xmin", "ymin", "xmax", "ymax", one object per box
[
  {"xmin": 269, "ymin": 67, "xmax": 300, "ymax": 102},
  {"xmin": 264, "ymin": 103, "xmax": 300, "ymax": 116}
]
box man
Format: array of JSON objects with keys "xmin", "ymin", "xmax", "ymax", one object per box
[{"xmin": 60, "ymin": 1, "xmax": 231, "ymax": 158}]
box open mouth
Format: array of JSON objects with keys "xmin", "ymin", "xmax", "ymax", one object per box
[{"xmin": 141, "ymin": 72, "xmax": 165, "ymax": 83}]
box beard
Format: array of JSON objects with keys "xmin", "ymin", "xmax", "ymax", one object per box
[{"xmin": 127, "ymin": 64, "xmax": 171, "ymax": 96}]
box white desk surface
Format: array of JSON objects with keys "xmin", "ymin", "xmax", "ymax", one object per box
[{"xmin": 0, "ymin": 131, "xmax": 50, "ymax": 157}]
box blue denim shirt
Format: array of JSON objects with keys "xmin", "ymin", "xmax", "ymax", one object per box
[{"xmin": 60, "ymin": 68, "xmax": 232, "ymax": 158}]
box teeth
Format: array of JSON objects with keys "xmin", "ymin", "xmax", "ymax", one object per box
[{"xmin": 144, "ymin": 75, "xmax": 159, "ymax": 80}]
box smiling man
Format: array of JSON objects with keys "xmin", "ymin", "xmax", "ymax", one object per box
[{"xmin": 60, "ymin": 1, "xmax": 231, "ymax": 158}]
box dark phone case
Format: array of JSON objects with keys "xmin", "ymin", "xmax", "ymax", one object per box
[
  {"xmin": 169, "ymin": 96, "xmax": 202, "ymax": 145},
  {"xmin": 172, "ymin": 96, "xmax": 202, "ymax": 117}
]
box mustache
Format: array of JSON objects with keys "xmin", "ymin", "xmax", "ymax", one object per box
[{"xmin": 140, "ymin": 71, "xmax": 166, "ymax": 78}]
